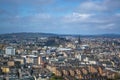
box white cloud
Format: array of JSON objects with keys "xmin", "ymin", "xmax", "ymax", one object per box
[
  {"xmin": 65, "ymin": 0, "xmax": 120, "ymax": 25},
  {"xmin": 72, "ymin": 12, "xmax": 93, "ymax": 19},
  {"xmin": 78, "ymin": 1, "xmax": 107, "ymax": 12},
  {"xmin": 104, "ymin": 0, "xmax": 120, "ymax": 10},
  {"xmin": 116, "ymin": 13, "xmax": 120, "ymax": 17},
  {"xmin": 98, "ymin": 23, "xmax": 116, "ymax": 30},
  {"xmin": 77, "ymin": 0, "xmax": 120, "ymax": 13},
  {"xmin": 63, "ymin": 12, "xmax": 94, "ymax": 22}
]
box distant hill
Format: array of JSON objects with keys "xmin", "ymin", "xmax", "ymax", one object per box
[
  {"xmin": 0, "ymin": 32, "xmax": 58, "ymax": 39},
  {"xmin": 0, "ymin": 32, "xmax": 120, "ymax": 38}
]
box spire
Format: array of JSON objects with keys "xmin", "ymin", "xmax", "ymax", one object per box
[
  {"xmin": 78, "ymin": 35, "xmax": 81, "ymax": 44},
  {"xmin": 76, "ymin": 36, "xmax": 81, "ymax": 49}
]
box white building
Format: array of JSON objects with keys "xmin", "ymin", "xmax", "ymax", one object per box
[
  {"xmin": 5, "ymin": 47, "xmax": 15, "ymax": 55},
  {"xmin": 75, "ymin": 54, "xmax": 87, "ymax": 61}
]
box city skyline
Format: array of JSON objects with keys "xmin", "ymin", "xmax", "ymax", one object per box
[{"xmin": 0, "ymin": 0, "xmax": 120, "ymax": 35}]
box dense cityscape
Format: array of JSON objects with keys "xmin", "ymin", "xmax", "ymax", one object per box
[
  {"xmin": 0, "ymin": 0, "xmax": 120, "ymax": 80},
  {"xmin": 0, "ymin": 33, "xmax": 120, "ymax": 80}
]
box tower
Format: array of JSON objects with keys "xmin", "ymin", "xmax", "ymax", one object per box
[
  {"xmin": 78, "ymin": 36, "xmax": 81, "ymax": 45},
  {"xmin": 76, "ymin": 36, "xmax": 81, "ymax": 49}
]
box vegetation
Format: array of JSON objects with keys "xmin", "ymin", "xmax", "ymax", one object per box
[{"xmin": 50, "ymin": 73, "xmax": 63, "ymax": 80}]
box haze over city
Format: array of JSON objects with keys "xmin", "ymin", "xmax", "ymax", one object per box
[{"xmin": 0, "ymin": 0, "xmax": 120, "ymax": 34}]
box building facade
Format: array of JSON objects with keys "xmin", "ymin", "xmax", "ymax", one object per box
[{"xmin": 5, "ymin": 47, "xmax": 15, "ymax": 55}]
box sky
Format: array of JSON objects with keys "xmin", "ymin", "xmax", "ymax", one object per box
[{"xmin": 0, "ymin": 0, "xmax": 120, "ymax": 35}]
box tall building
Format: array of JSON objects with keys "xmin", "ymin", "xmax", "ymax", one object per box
[
  {"xmin": 38, "ymin": 56, "xmax": 46, "ymax": 65},
  {"xmin": 38, "ymin": 56, "xmax": 43, "ymax": 65},
  {"xmin": 78, "ymin": 36, "xmax": 81, "ymax": 44},
  {"xmin": 5, "ymin": 47, "xmax": 15, "ymax": 55},
  {"xmin": 76, "ymin": 36, "xmax": 81, "ymax": 49}
]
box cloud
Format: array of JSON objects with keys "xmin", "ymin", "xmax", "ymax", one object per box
[
  {"xmin": 0, "ymin": 0, "xmax": 54, "ymax": 5},
  {"xmin": 79, "ymin": 1, "xmax": 107, "ymax": 12},
  {"xmin": 0, "ymin": 9, "xmax": 11, "ymax": 16},
  {"xmin": 116, "ymin": 13, "xmax": 120, "ymax": 17},
  {"xmin": 98, "ymin": 23, "xmax": 116, "ymax": 30},
  {"xmin": 76, "ymin": 0, "xmax": 120, "ymax": 13},
  {"xmin": 0, "ymin": 9, "xmax": 6, "ymax": 14},
  {"xmin": 63, "ymin": 12, "xmax": 94, "ymax": 23},
  {"xmin": 60, "ymin": 0, "xmax": 120, "ymax": 34},
  {"xmin": 104, "ymin": 0, "xmax": 120, "ymax": 10},
  {"xmin": 0, "ymin": 0, "xmax": 120, "ymax": 34},
  {"xmin": 62, "ymin": 0, "xmax": 120, "ymax": 25},
  {"xmin": 72, "ymin": 13, "xmax": 93, "ymax": 18}
]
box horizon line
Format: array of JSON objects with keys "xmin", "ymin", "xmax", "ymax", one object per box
[{"xmin": 0, "ymin": 32, "xmax": 120, "ymax": 36}]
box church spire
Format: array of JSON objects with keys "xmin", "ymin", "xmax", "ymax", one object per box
[{"xmin": 78, "ymin": 35, "xmax": 81, "ymax": 44}]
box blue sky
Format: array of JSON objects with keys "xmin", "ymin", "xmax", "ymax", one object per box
[{"xmin": 0, "ymin": 0, "xmax": 120, "ymax": 35}]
